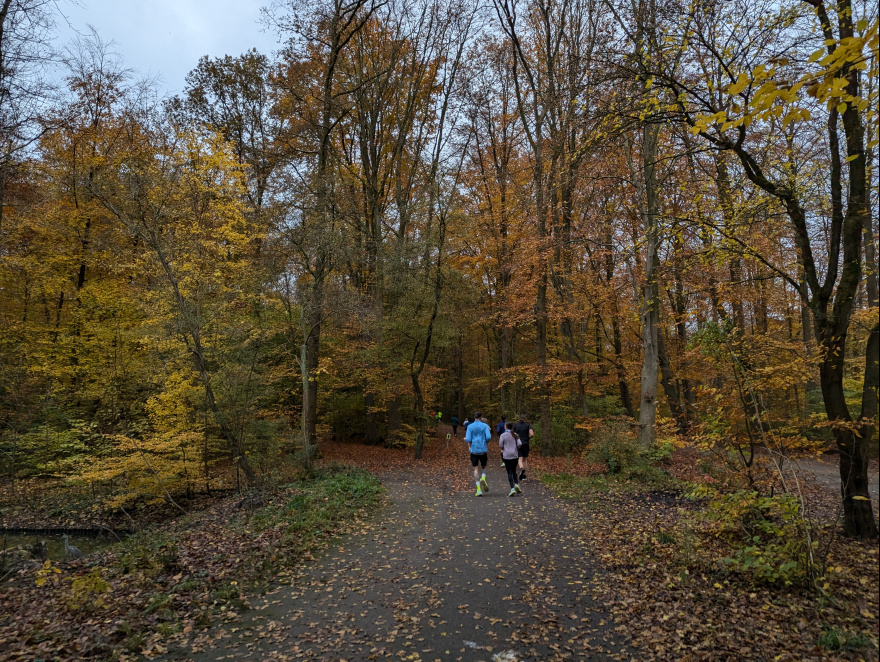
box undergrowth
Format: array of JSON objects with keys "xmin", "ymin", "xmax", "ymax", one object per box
[{"xmin": 2, "ymin": 464, "xmax": 386, "ymax": 660}]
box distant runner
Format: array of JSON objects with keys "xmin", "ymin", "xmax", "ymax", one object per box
[
  {"xmin": 499, "ymin": 421, "xmax": 523, "ymax": 496},
  {"xmin": 512, "ymin": 414, "xmax": 533, "ymax": 481},
  {"xmin": 451, "ymin": 414, "xmax": 459, "ymax": 436},
  {"xmin": 465, "ymin": 411, "xmax": 492, "ymax": 496},
  {"xmin": 496, "ymin": 416, "xmax": 507, "ymax": 468}
]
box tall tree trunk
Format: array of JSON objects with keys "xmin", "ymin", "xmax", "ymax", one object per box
[
  {"xmin": 499, "ymin": 325, "xmax": 511, "ymax": 412},
  {"xmin": 296, "ymin": 0, "xmax": 377, "ymax": 468},
  {"xmin": 145, "ymin": 228, "xmax": 257, "ymax": 483},
  {"xmin": 411, "ymin": 372, "xmax": 427, "ymax": 458},
  {"xmin": 671, "ymin": 219, "xmax": 694, "ymax": 425},
  {"xmin": 864, "ymin": 58, "xmax": 878, "ymax": 309},
  {"xmin": 456, "ymin": 333, "xmax": 465, "ymax": 423},
  {"xmin": 300, "ymin": 277, "xmax": 324, "ymax": 470},
  {"xmin": 492, "ymin": 0, "xmax": 555, "ymax": 454},
  {"xmin": 714, "ymin": 155, "xmax": 746, "ymax": 331},
  {"xmin": 386, "ymin": 395, "xmax": 401, "ymax": 445},
  {"xmin": 534, "ymin": 129, "xmax": 555, "ymax": 454},
  {"xmin": 612, "ymin": 315, "xmax": 634, "ymax": 417},
  {"xmin": 364, "ymin": 392, "xmax": 381, "ymax": 445},
  {"xmin": 824, "ymin": 18, "xmax": 876, "ymax": 534},
  {"xmin": 637, "ymin": 123, "xmax": 661, "ymax": 447},
  {"xmin": 657, "ymin": 326, "xmax": 686, "ymax": 433}
]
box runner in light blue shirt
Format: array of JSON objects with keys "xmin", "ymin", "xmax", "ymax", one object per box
[{"xmin": 465, "ymin": 412, "xmax": 492, "ymax": 496}]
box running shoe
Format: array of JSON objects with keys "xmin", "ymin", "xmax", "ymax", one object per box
[
  {"xmin": 476, "ymin": 486, "xmax": 483, "ymax": 496},
  {"xmin": 508, "ymin": 488, "xmax": 516, "ymax": 497},
  {"xmin": 480, "ymin": 475, "xmax": 489, "ymax": 492},
  {"xmin": 519, "ymin": 471, "xmax": 526, "ymax": 481},
  {"xmin": 500, "ymin": 461, "xmax": 505, "ymax": 468},
  {"xmin": 514, "ymin": 483, "xmax": 522, "ymax": 494}
]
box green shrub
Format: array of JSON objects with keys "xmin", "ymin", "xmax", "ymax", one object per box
[
  {"xmin": 647, "ymin": 438, "xmax": 675, "ymax": 463},
  {"xmin": 657, "ymin": 530, "xmax": 675, "ymax": 544},
  {"xmin": 551, "ymin": 405, "xmax": 588, "ymax": 454},
  {"xmin": 119, "ymin": 531, "xmax": 172, "ymax": 576},
  {"xmin": 584, "ymin": 422, "xmax": 644, "ymax": 474},
  {"xmin": 530, "ymin": 406, "xmax": 588, "ymax": 455},
  {"xmin": 687, "ymin": 485, "xmax": 816, "ymax": 586},
  {"xmin": 66, "ymin": 568, "xmax": 111, "ymax": 612},
  {"xmin": 585, "ymin": 395, "xmax": 629, "ymax": 418},
  {"xmin": 623, "ymin": 464, "xmax": 671, "ymax": 487}
]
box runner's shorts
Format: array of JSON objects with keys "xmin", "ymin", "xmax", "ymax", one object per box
[
  {"xmin": 470, "ymin": 452, "xmax": 488, "ymax": 467},
  {"xmin": 518, "ymin": 443, "xmax": 530, "ymax": 458}
]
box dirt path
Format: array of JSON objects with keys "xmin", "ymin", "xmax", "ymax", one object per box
[
  {"xmin": 164, "ymin": 461, "xmax": 623, "ymax": 661},
  {"xmin": 794, "ymin": 455, "xmax": 879, "ymax": 504}
]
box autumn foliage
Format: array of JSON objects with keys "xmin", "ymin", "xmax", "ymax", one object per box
[{"xmin": 0, "ymin": 0, "xmax": 877, "ymax": 533}]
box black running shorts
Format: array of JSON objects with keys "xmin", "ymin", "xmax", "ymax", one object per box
[
  {"xmin": 470, "ymin": 452, "xmax": 488, "ymax": 467},
  {"xmin": 518, "ymin": 443, "xmax": 530, "ymax": 458}
]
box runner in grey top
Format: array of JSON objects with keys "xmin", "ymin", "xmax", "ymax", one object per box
[{"xmin": 499, "ymin": 422, "xmax": 523, "ymax": 496}]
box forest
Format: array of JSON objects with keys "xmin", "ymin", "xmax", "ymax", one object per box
[
  {"xmin": 1, "ymin": 0, "xmax": 879, "ymax": 658},
  {"xmin": 1, "ymin": 0, "xmax": 877, "ymax": 529}
]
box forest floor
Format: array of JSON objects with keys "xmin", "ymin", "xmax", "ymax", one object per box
[
  {"xmin": 157, "ymin": 429, "xmax": 878, "ymax": 662},
  {"xmin": 158, "ymin": 464, "xmax": 626, "ymax": 661},
  {"xmin": 1, "ymin": 427, "xmax": 878, "ymax": 661}
]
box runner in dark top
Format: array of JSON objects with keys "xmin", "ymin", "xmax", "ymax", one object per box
[
  {"xmin": 512, "ymin": 414, "xmax": 533, "ymax": 480},
  {"xmin": 451, "ymin": 415, "xmax": 459, "ymax": 436}
]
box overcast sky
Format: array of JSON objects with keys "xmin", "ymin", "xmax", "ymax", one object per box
[{"xmin": 54, "ymin": 0, "xmax": 281, "ymax": 96}]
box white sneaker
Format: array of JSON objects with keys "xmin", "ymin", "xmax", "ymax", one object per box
[
  {"xmin": 508, "ymin": 488, "xmax": 516, "ymax": 497},
  {"xmin": 514, "ymin": 483, "xmax": 522, "ymax": 494}
]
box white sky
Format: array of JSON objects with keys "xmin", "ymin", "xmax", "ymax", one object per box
[{"xmin": 54, "ymin": 0, "xmax": 281, "ymax": 96}]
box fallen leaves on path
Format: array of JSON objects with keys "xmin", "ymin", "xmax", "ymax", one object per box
[{"xmin": 160, "ymin": 449, "xmax": 629, "ymax": 662}]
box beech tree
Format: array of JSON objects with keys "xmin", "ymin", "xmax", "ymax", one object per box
[{"xmin": 639, "ymin": 0, "xmax": 878, "ymax": 536}]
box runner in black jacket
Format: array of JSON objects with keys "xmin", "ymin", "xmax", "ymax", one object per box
[{"xmin": 512, "ymin": 414, "xmax": 533, "ymax": 481}]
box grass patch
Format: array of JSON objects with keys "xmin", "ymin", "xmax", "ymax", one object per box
[
  {"xmin": 540, "ymin": 466, "xmax": 675, "ymax": 500},
  {"xmin": 540, "ymin": 472, "xmax": 616, "ymax": 499},
  {"xmin": 251, "ymin": 464, "xmax": 385, "ymax": 545},
  {"xmin": 819, "ymin": 627, "xmax": 876, "ymax": 652}
]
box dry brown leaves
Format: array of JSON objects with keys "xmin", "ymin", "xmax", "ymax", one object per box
[
  {"xmin": 546, "ymin": 450, "xmax": 880, "ymax": 662},
  {"xmin": 0, "ymin": 481, "xmax": 377, "ymax": 661}
]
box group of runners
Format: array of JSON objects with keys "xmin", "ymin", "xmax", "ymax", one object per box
[{"xmin": 450, "ymin": 412, "xmax": 533, "ymax": 497}]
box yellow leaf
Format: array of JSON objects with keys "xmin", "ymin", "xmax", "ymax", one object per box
[
  {"xmin": 728, "ymin": 72, "xmax": 750, "ymax": 96},
  {"xmin": 808, "ymin": 48, "xmax": 825, "ymax": 63},
  {"xmin": 837, "ymin": 102, "xmax": 847, "ymax": 113}
]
